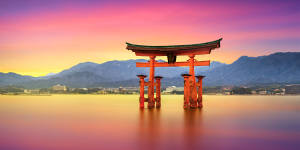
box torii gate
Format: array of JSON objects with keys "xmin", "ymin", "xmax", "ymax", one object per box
[{"xmin": 126, "ymin": 38, "xmax": 222, "ymax": 109}]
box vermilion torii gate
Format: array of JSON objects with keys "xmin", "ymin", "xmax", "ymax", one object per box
[{"xmin": 126, "ymin": 38, "xmax": 222, "ymax": 109}]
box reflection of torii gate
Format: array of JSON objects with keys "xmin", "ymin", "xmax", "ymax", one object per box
[{"xmin": 126, "ymin": 38, "xmax": 222, "ymax": 109}]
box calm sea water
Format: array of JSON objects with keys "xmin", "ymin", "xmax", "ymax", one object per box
[{"xmin": 0, "ymin": 95, "xmax": 299, "ymax": 150}]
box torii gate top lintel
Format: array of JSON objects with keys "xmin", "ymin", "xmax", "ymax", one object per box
[{"xmin": 126, "ymin": 38, "xmax": 222, "ymax": 57}]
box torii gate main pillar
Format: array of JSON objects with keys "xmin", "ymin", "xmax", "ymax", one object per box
[
  {"xmin": 188, "ymin": 55, "xmax": 198, "ymax": 108},
  {"xmin": 147, "ymin": 56, "xmax": 156, "ymax": 109}
]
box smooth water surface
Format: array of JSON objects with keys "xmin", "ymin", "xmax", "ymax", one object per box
[{"xmin": 0, "ymin": 95, "xmax": 300, "ymax": 150}]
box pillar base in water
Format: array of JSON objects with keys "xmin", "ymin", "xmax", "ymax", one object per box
[
  {"xmin": 156, "ymin": 103, "xmax": 161, "ymax": 108},
  {"xmin": 198, "ymin": 103, "xmax": 203, "ymax": 108},
  {"xmin": 190, "ymin": 102, "xmax": 198, "ymax": 109},
  {"xmin": 139, "ymin": 97, "xmax": 144, "ymax": 108},
  {"xmin": 148, "ymin": 100, "xmax": 155, "ymax": 109}
]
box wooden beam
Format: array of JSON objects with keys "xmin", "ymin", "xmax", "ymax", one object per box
[
  {"xmin": 135, "ymin": 52, "xmax": 166, "ymax": 56},
  {"xmin": 134, "ymin": 48, "xmax": 211, "ymax": 56},
  {"xmin": 136, "ymin": 60, "xmax": 210, "ymax": 67},
  {"xmin": 174, "ymin": 49, "xmax": 211, "ymax": 55}
]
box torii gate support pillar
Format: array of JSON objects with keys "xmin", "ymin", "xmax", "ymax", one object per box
[
  {"xmin": 182, "ymin": 74, "xmax": 191, "ymax": 109},
  {"xmin": 137, "ymin": 75, "xmax": 147, "ymax": 108},
  {"xmin": 196, "ymin": 75, "xmax": 205, "ymax": 108},
  {"xmin": 155, "ymin": 76, "xmax": 163, "ymax": 108}
]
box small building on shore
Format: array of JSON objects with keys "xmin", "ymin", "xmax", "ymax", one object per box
[
  {"xmin": 258, "ymin": 90, "xmax": 267, "ymax": 95},
  {"xmin": 251, "ymin": 90, "xmax": 257, "ymax": 94},
  {"xmin": 163, "ymin": 86, "xmax": 184, "ymax": 94},
  {"xmin": 24, "ymin": 89, "xmax": 40, "ymax": 94},
  {"xmin": 52, "ymin": 84, "xmax": 67, "ymax": 92},
  {"xmin": 285, "ymin": 84, "xmax": 300, "ymax": 94}
]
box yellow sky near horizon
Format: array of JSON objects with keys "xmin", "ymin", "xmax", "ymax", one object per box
[{"xmin": 0, "ymin": 46, "xmax": 275, "ymax": 77}]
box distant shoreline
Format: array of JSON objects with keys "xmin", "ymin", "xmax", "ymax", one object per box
[{"xmin": 1, "ymin": 93, "xmax": 300, "ymax": 96}]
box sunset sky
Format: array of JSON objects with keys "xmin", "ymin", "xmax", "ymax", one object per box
[{"xmin": 0, "ymin": 0, "xmax": 299, "ymax": 76}]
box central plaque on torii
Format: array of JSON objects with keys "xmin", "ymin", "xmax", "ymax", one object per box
[{"xmin": 126, "ymin": 38, "xmax": 222, "ymax": 109}]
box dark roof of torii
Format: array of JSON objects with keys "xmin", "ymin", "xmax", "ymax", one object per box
[{"xmin": 126, "ymin": 38, "xmax": 222, "ymax": 53}]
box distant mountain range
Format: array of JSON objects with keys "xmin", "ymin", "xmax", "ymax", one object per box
[{"xmin": 0, "ymin": 52, "xmax": 300, "ymax": 88}]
